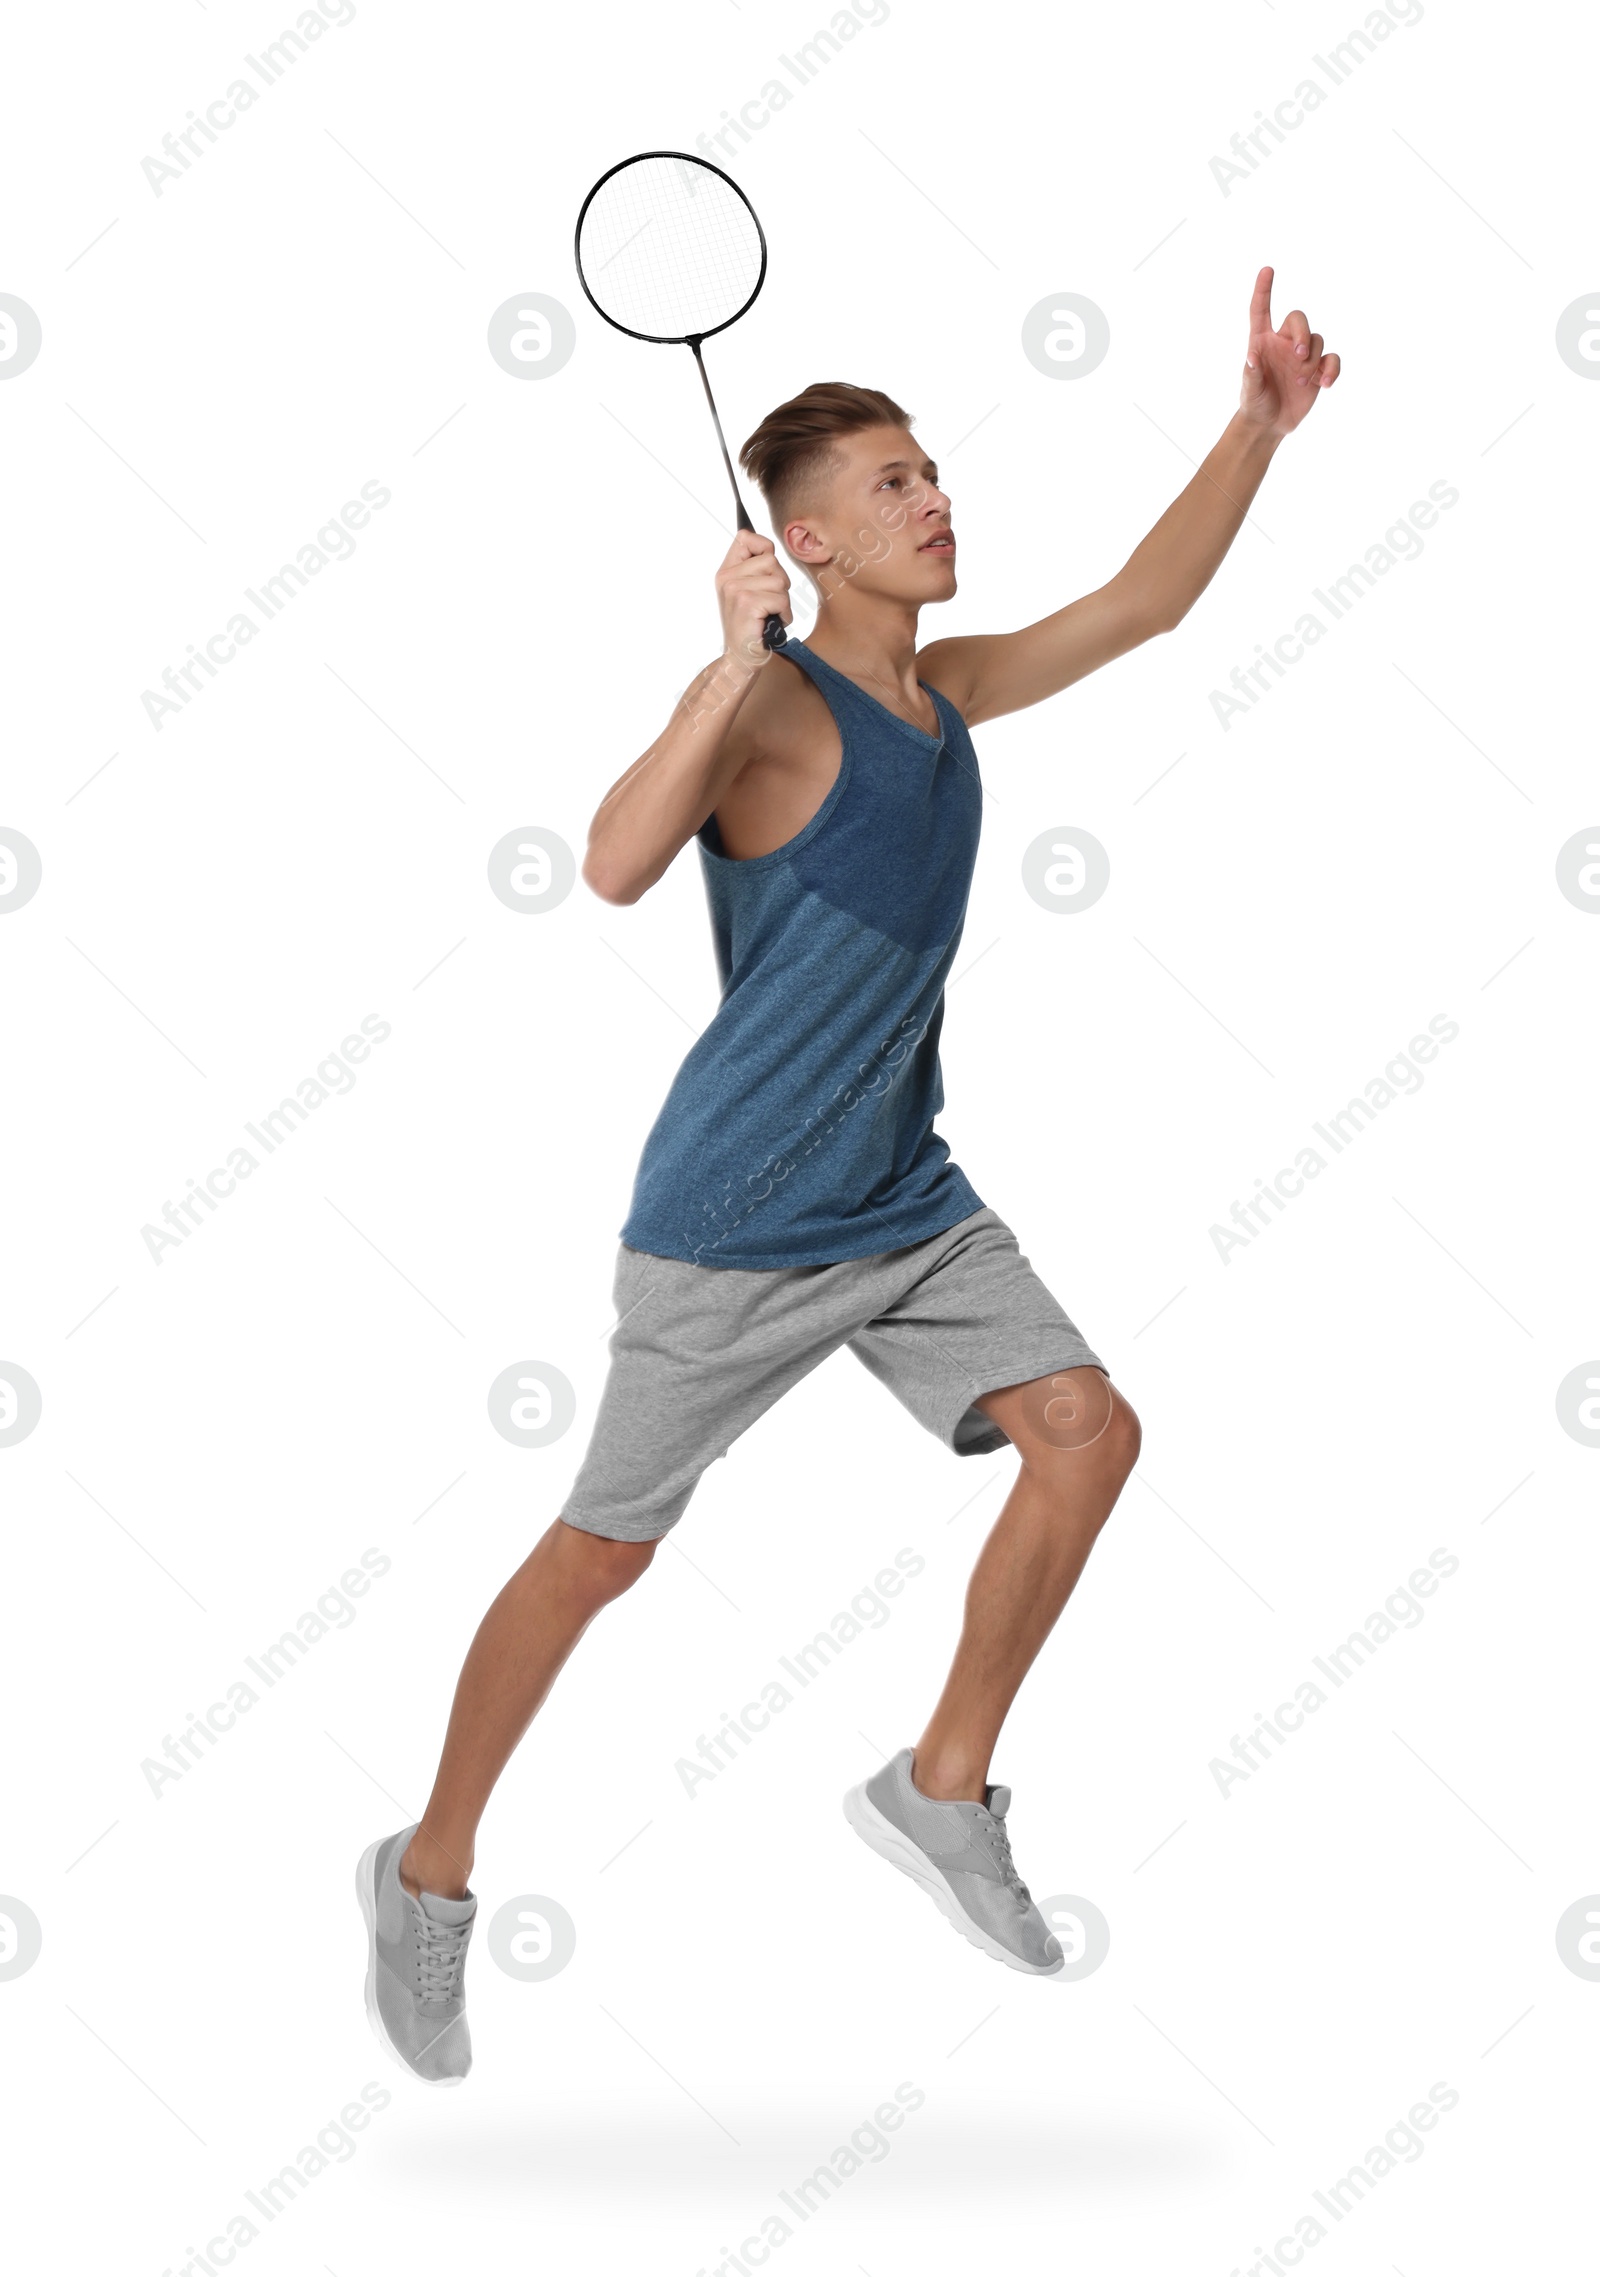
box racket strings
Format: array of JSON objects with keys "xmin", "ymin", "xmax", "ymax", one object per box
[{"xmin": 577, "ymin": 156, "xmax": 763, "ymax": 340}]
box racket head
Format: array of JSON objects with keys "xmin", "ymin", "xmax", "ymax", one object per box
[{"xmin": 573, "ymin": 150, "xmax": 768, "ymax": 345}]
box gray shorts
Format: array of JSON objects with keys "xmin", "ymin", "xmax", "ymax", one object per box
[{"xmin": 561, "ymin": 1205, "xmax": 1105, "ymax": 1543}]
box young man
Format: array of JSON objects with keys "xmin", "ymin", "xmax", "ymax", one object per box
[{"xmin": 358, "ymin": 268, "xmax": 1339, "ymax": 2081}]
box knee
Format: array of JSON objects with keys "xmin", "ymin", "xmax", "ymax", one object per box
[
  {"xmin": 1014, "ymin": 1375, "xmax": 1141, "ymax": 1507},
  {"xmin": 1049, "ymin": 1385, "xmax": 1140, "ymax": 1491},
  {"xmin": 555, "ymin": 1518, "xmax": 659, "ymax": 1604},
  {"xmin": 1105, "ymin": 1388, "xmax": 1142, "ymax": 1481}
]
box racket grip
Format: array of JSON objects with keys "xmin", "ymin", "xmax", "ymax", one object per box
[{"xmin": 762, "ymin": 613, "xmax": 787, "ymax": 650}]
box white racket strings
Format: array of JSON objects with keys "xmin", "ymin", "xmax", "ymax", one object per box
[{"xmin": 576, "ymin": 155, "xmax": 764, "ymax": 341}]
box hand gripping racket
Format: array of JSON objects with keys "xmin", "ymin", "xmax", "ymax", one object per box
[{"xmin": 574, "ymin": 151, "xmax": 786, "ymax": 651}]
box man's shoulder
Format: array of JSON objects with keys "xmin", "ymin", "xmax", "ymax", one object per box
[
  {"xmin": 912, "ymin": 636, "xmax": 984, "ymax": 722},
  {"xmin": 725, "ymin": 644, "xmax": 834, "ymax": 761}
]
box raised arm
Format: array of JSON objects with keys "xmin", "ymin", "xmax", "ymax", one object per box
[
  {"xmin": 582, "ymin": 531, "xmax": 792, "ymax": 905},
  {"xmin": 918, "ymin": 267, "xmax": 1341, "ymax": 727}
]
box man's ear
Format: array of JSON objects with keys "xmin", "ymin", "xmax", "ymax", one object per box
[{"xmin": 783, "ymin": 512, "xmax": 831, "ymax": 567}]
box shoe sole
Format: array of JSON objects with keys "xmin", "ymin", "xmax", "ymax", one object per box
[
  {"xmin": 842, "ymin": 1781, "xmax": 1064, "ymax": 1977},
  {"xmin": 355, "ymin": 1838, "xmax": 468, "ymax": 2087}
]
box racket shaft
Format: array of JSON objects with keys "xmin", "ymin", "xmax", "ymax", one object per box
[
  {"xmin": 689, "ymin": 339, "xmax": 785, "ymax": 648},
  {"xmin": 688, "ymin": 338, "xmax": 744, "ymax": 515}
]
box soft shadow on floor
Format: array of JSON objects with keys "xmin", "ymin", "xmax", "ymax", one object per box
[{"xmin": 366, "ymin": 2102, "xmax": 1222, "ymax": 2202}]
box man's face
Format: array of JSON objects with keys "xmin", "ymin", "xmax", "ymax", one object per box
[{"xmin": 783, "ymin": 424, "xmax": 956, "ymax": 605}]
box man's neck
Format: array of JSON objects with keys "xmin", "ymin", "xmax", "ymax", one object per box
[{"xmin": 804, "ymin": 586, "xmax": 924, "ymax": 706}]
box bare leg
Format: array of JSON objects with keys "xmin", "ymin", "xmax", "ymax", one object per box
[
  {"xmin": 399, "ymin": 1517, "xmax": 657, "ymax": 1899},
  {"xmin": 913, "ymin": 1367, "xmax": 1140, "ymax": 1803}
]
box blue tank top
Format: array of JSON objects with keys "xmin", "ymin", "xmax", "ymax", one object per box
[{"xmin": 618, "ymin": 637, "xmax": 986, "ymax": 1267}]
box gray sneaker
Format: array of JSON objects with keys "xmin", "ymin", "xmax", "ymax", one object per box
[
  {"xmin": 844, "ymin": 1747, "xmax": 1064, "ymax": 1976},
  {"xmin": 356, "ymin": 1825, "xmax": 477, "ymax": 2084}
]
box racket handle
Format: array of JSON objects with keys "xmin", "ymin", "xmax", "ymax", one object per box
[{"xmin": 762, "ymin": 613, "xmax": 787, "ymax": 651}]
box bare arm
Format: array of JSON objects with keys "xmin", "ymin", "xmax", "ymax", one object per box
[
  {"xmin": 919, "ymin": 267, "xmax": 1341, "ymax": 727},
  {"xmin": 582, "ymin": 531, "xmax": 792, "ymax": 905}
]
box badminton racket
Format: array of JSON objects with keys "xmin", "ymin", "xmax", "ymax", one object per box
[{"xmin": 574, "ymin": 150, "xmax": 787, "ymax": 651}]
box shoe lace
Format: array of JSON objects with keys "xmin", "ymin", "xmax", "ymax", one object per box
[
  {"xmin": 413, "ymin": 1909, "xmax": 471, "ymax": 2001},
  {"xmin": 988, "ymin": 1820, "xmax": 1031, "ymax": 1908}
]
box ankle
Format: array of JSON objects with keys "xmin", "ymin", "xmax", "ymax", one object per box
[
  {"xmin": 910, "ymin": 1747, "xmax": 988, "ymax": 1803},
  {"xmin": 400, "ymin": 1828, "xmax": 473, "ymax": 1902}
]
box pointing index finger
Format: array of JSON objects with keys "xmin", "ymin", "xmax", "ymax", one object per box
[{"xmin": 1249, "ymin": 264, "xmax": 1275, "ymax": 339}]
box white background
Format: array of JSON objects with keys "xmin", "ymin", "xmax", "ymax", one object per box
[{"xmin": 2, "ymin": 0, "xmax": 1595, "ymax": 2270}]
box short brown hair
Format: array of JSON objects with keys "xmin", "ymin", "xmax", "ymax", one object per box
[{"xmin": 740, "ymin": 381, "xmax": 912, "ymax": 526}]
